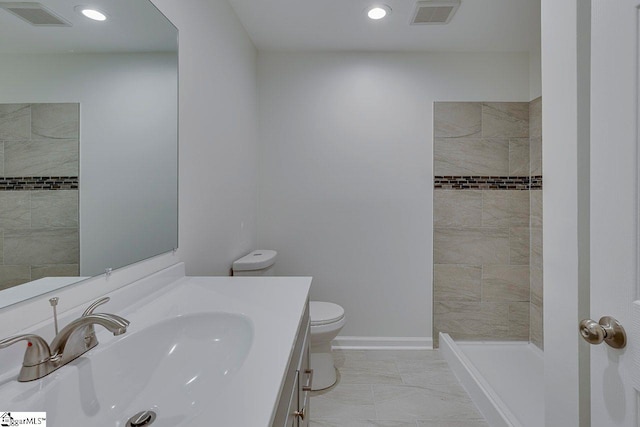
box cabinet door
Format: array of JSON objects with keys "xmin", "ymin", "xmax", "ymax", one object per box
[{"xmin": 298, "ymin": 337, "xmax": 311, "ymax": 427}]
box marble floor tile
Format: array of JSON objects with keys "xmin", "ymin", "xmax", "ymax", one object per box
[
  {"xmin": 311, "ymin": 350, "xmax": 486, "ymax": 425},
  {"xmin": 339, "ymin": 359, "xmax": 403, "ymax": 385},
  {"xmin": 311, "ymin": 421, "xmax": 416, "ymax": 427},
  {"xmin": 417, "ymin": 421, "xmax": 489, "ymax": 427},
  {"xmin": 373, "ymin": 384, "xmax": 483, "ymax": 421},
  {"xmin": 311, "ymin": 383, "xmax": 376, "ymax": 420}
]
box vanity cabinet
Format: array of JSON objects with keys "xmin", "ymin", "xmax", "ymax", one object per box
[{"xmin": 272, "ymin": 301, "xmax": 311, "ymax": 427}]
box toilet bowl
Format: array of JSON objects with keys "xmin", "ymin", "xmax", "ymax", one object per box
[
  {"xmin": 310, "ymin": 301, "xmax": 345, "ymax": 390},
  {"xmin": 232, "ymin": 250, "xmax": 346, "ymax": 390}
]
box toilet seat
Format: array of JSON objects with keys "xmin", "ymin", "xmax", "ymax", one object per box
[{"xmin": 310, "ymin": 301, "xmax": 345, "ymax": 326}]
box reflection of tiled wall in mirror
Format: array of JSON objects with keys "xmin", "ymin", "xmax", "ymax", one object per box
[{"xmin": 0, "ymin": 104, "xmax": 79, "ymax": 290}]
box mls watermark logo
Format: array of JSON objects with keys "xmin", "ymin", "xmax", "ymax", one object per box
[{"xmin": 0, "ymin": 412, "xmax": 46, "ymax": 426}]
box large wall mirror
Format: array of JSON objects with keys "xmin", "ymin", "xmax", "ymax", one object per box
[{"xmin": 0, "ymin": 0, "xmax": 178, "ymax": 308}]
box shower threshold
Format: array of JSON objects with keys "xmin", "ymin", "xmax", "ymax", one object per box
[{"xmin": 439, "ymin": 333, "xmax": 544, "ymax": 427}]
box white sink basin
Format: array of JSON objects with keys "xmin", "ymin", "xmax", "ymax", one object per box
[{"xmin": 0, "ymin": 312, "xmax": 253, "ymax": 426}]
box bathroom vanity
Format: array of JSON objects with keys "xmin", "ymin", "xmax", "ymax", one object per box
[{"xmin": 0, "ymin": 263, "xmax": 312, "ymax": 426}]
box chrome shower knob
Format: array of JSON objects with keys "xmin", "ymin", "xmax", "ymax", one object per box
[{"xmin": 579, "ymin": 316, "xmax": 626, "ymax": 349}]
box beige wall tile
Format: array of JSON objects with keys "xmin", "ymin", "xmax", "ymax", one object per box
[
  {"xmin": 4, "ymin": 139, "xmax": 79, "ymax": 177},
  {"xmin": 530, "ymin": 137, "xmax": 542, "ymax": 176},
  {"xmin": 0, "ymin": 192, "xmax": 30, "ymax": 229},
  {"xmin": 531, "ymin": 266, "xmax": 543, "ymax": 307},
  {"xmin": 434, "ymin": 228, "xmax": 509, "ymax": 265},
  {"xmin": 531, "ymin": 227, "xmax": 543, "ymax": 268},
  {"xmin": 482, "ymin": 102, "xmax": 529, "ymax": 138},
  {"xmin": 509, "ymin": 227, "xmax": 530, "ymax": 265},
  {"xmin": 4, "ymin": 228, "xmax": 78, "ymax": 265},
  {"xmin": 530, "ymin": 190, "xmax": 543, "ymax": 228},
  {"xmin": 509, "ymin": 138, "xmax": 530, "ymax": 175},
  {"xmin": 434, "ymin": 138, "xmax": 509, "ymax": 176},
  {"xmin": 434, "ymin": 102, "xmax": 482, "ymax": 138},
  {"xmin": 434, "ymin": 301, "xmax": 509, "ymax": 339},
  {"xmin": 434, "ymin": 265, "xmax": 482, "ymax": 302},
  {"xmin": 31, "ymin": 190, "xmax": 78, "ymax": 228},
  {"xmin": 31, "ymin": 103, "xmax": 79, "ymax": 140},
  {"xmin": 530, "ymin": 303, "xmax": 543, "ymax": 349},
  {"xmin": 434, "ymin": 191, "xmax": 482, "ymax": 227},
  {"xmin": 0, "ymin": 104, "xmax": 30, "ymax": 140},
  {"xmin": 482, "ymin": 265, "xmax": 530, "ymax": 302},
  {"xmin": 529, "ymin": 96, "xmax": 542, "ymax": 139},
  {"xmin": 482, "ymin": 191, "xmax": 529, "ymax": 227},
  {"xmin": 481, "ymin": 191, "xmax": 509, "ymax": 227},
  {"xmin": 508, "ymin": 302, "xmax": 530, "ymax": 339},
  {"xmin": 0, "ymin": 265, "xmax": 31, "ymax": 291}
]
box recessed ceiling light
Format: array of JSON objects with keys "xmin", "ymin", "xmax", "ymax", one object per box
[
  {"xmin": 75, "ymin": 5, "xmax": 108, "ymax": 21},
  {"xmin": 367, "ymin": 5, "xmax": 391, "ymax": 20}
]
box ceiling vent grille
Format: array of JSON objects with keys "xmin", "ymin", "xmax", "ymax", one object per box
[
  {"xmin": 411, "ymin": 0, "xmax": 461, "ymax": 25},
  {"xmin": 0, "ymin": 2, "xmax": 71, "ymax": 26}
]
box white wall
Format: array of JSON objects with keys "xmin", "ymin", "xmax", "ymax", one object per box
[
  {"xmin": 152, "ymin": 0, "xmax": 259, "ymax": 276},
  {"xmin": 257, "ymin": 52, "xmax": 530, "ymax": 339},
  {"xmin": 530, "ymin": 49, "xmax": 542, "ymax": 100}
]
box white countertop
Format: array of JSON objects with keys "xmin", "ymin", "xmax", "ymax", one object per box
[{"xmin": 0, "ymin": 264, "xmax": 311, "ymax": 426}]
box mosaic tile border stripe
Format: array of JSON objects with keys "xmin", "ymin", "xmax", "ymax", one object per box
[
  {"xmin": 435, "ymin": 176, "xmax": 542, "ymax": 190},
  {"xmin": 0, "ymin": 177, "xmax": 79, "ymax": 191}
]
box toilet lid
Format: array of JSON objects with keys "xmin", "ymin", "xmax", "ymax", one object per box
[{"xmin": 310, "ymin": 301, "xmax": 345, "ymax": 326}]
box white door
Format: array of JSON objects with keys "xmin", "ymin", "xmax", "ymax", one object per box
[{"xmin": 589, "ymin": 0, "xmax": 639, "ymax": 425}]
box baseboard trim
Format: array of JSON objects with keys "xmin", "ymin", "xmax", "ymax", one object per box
[{"xmin": 331, "ymin": 336, "xmax": 433, "ymax": 350}]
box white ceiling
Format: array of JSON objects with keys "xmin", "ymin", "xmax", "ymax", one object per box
[
  {"xmin": 227, "ymin": 0, "xmax": 541, "ymax": 52},
  {"xmin": 0, "ymin": 0, "xmax": 177, "ymax": 53}
]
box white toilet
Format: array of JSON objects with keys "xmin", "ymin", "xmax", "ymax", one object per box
[{"xmin": 232, "ymin": 250, "xmax": 346, "ymax": 390}]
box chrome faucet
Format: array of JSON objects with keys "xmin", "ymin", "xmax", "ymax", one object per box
[{"xmin": 0, "ymin": 297, "xmax": 129, "ymax": 382}]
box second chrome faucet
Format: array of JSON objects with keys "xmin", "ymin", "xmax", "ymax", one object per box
[{"xmin": 0, "ymin": 297, "xmax": 130, "ymax": 382}]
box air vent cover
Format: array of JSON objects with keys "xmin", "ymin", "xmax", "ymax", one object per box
[
  {"xmin": 0, "ymin": 2, "xmax": 71, "ymax": 26},
  {"xmin": 411, "ymin": 0, "xmax": 461, "ymax": 25}
]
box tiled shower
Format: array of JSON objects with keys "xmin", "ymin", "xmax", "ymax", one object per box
[
  {"xmin": 433, "ymin": 99, "xmax": 543, "ymax": 349},
  {"xmin": 0, "ymin": 103, "xmax": 80, "ymax": 291}
]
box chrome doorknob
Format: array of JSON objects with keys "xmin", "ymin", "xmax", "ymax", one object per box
[{"xmin": 579, "ymin": 316, "xmax": 626, "ymax": 349}]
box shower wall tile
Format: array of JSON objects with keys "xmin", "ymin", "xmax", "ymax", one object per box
[
  {"xmin": 509, "ymin": 138, "xmax": 530, "ymax": 175},
  {"xmin": 530, "ymin": 266, "xmax": 543, "ymax": 307},
  {"xmin": 530, "ymin": 228, "xmax": 543, "ymax": 269},
  {"xmin": 530, "ymin": 304, "xmax": 543, "ymax": 349},
  {"xmin": 530, "ymin": 190, "xmax": 543, "ymax": 228},
  {"xmin": 434, "ymin": 302, "xmax": 510, "ymax": 339},
  {"xmin": 0, "ymin": 104, "xmax": 30, "ymax": 140},
  {"xmin": 434, "ymin": 138, "xmax": 510, "ymax": 176},
  {"xmin": 434, "ymin": 265, "xmax": 482, "ymax": 302},
  {"xmin": 481, "ymin": 265, "xmax": 530, "ymax": 302},
  {"xmin": 529, "ymin": 97, "xmax": 542, "ymax": 139},
  {"xmin": 0, "ymin": 265, "xmax": 31, "ymax": 291},
  {"xmin": 481, "ymin": 102, "xmax": 529, "ymax": 138},
  {"xmin": 31, "ymin": 103, "xmax": 79, "ymax": 140},
  {"xmin": 508, "ymin": 302, "xmax": 530, "ymax": 339},
  {"xmin": 433, "ymin": 100, "xmax": 536, "ymax": 346},
  {"xmin": 530, "ymin": 137, "xmax": 542, "ymax": 176},
  {"xmin": 482, "ymin": 191, "xmax": 529, "ymax": 227},
  {"xmin": 434, "ymin": 228, "xmax": 510, "ymax": 265},
  {"xmin": 31, "ymin": 264, "xmax": 80, "ymax": 280},
  {"xmin": 434, "ymin": 191, "xmax": 482, "ymax": 227},
  {"xmin": 0, "ymin": 142, "xmax": 4, "ymax": 176},
  {"xmin": 509, "ymin": 227, "xmax": 530, "ymax": 265},
  {"xmin": 0, "ymin": 192, "xmax": 31, "ymax": 229},
  {"xmin": 434, "ymin": 102, "xmax": 482, "ymax": 138},
  {"xmin": 31, "ymin": 190, "xmax": 79, "ymax": 228},
  {"xmin": 4, "ymin": 139, "xmax": 79, "ymax": 177},
  {"xmin": 4, "ymin": 228, "xmax": 78, "ymax": 265}
]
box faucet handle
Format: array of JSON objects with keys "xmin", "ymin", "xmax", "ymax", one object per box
[
  {"xmin": 0, "ymin": 334, "xmax": 51, "ymax": 367},
  {"xmin": 82, "ymin": 297, "xmax": 110, "ymax": 316}
]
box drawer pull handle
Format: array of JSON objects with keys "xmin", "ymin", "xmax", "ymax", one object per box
[{"xmin": 302, "ymin": 368, "xmax": 314, "ymax": 392}]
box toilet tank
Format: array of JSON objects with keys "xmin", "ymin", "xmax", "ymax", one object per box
[{"xmin": 232, "ymin": 250, "xmax": 277, "ymax": 276}]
